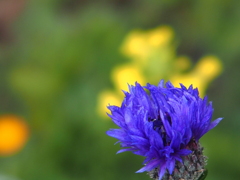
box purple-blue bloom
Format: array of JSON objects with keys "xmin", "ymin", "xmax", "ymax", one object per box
[{"xmin": 106, "ymin": 80, "xmax": 222, "ymax": 180}]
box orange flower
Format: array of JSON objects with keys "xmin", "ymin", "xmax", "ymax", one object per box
[{"xmin": 0, "ymin": 115, "xmax": 29, "ymax": 156}]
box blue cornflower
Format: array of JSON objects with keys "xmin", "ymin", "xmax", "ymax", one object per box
[{"xmin": 106, "ymin": 80, "xmax": 222, "ymax": 180}]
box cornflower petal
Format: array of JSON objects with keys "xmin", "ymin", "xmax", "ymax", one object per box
[
  {"xmin": 106, "ymin": 80, "xmax": 222, "ymax": 179},
  {"xmin": 136, "ymin": 159, "xmax": 161, "ymax": 173},
  {"xmin": 207, "ymin": 117, "xmax": 223, "ymax": 132},
  {"xmin": 167, "ymin": 159, "xmax": 176, "ymax": 174},
  {"xmin": 158, "ymin": 162, "xmax": 167, "ymax": 180}
]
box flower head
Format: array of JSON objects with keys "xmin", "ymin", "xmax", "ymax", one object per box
[
  {"xmin": 106, "ymin": 80, "xmax": 222, "ymax": 180},
  {"xmin": 0, "ymin": 115, "xmax": 29, "ymax": 156}
]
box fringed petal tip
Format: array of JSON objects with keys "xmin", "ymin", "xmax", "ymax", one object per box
[
  {"xmin": 116, "ymin": 148, "xmax": 130, "ymax": 154},
  {"xmin": 136, "ymin": 159, "xmax": 160, "ymax": 173},
  {"xmin": 158, "ymin": 164, "xmax": 167, "ymax": 180},
  {"xmin": 208, "ymin": 117, "xmax": 223, "ymax": 131}
]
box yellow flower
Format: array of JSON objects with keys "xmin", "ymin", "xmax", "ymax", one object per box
[
  {"xmin": 97, "ymin": 90, "xmax": 121, "ymax": 118},
  {"xmin": 195, "ymin": 55, "xmax": 222, "ymax": 80},
  {"xmin": 111, "ymin": 64, "xmax": 146, "ymax": 91},
  {"xmin": 147, "ymin": 26, "xmax": 173, "ymax": 47},
  {"xmin": 97, "ymin": 25, "xmax": 223, "ymax": 118},
  {"xmin": 120, "ymin": 26, "xmax": 174, "ymax": 66},
  {"xmin": 170, "ymin": 56, "xmax": 223, "ymax": 96},
  {"xmin": 0, "ymin": 115, "xmax": 29, "ymax": 156},
  {"xmin": 97, "ymin": 64, "xmax": 146, "ymax": 117}
]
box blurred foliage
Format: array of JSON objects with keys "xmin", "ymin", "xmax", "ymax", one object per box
[{"xmin": 0, "ymin": 0, "xmax": 239, "ymax": 180}]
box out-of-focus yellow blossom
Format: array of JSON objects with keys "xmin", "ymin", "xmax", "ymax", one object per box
[
  {"xmin": 119, "ymin": 26, "xmax": 175, "ymax": 84},
  {"xmin": 98, "ymin": 64, "xmax": 146, "ymax": 117},
  {"xmin": 0, "ymin": 115, "xmax": 29, "ymax": 156},
  {"xmin": 97, "ymin": 26, "xmax": 223, "ymax": 118},
  {"xmin": 111, "ymin": 64, "xmax": 146, "ymax": 91},
  {"xmin": 195, "ymin": 56, "xmax": 222, "ymax": 79},
  {"xmin": 120, "ymin": 26, "xmax": 174, "ymax": 67},
  {"xmin": 170, "ymin": 56, "xmax": 222, "ymax": 97},
  {"xmin": 97, "ymin": 90, "xmax": 122, "ymax": 116},
  {"xmin": 147, "ymin": 26, "xmax": 173, "ymax": 47}
]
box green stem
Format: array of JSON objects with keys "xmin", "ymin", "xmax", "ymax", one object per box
[{"xmin": 198, "ymin": 169, "xmax": 208, "ymax": 180}]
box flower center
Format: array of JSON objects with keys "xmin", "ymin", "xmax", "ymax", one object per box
[
  {"xmin": 148, "ymin": 113, "xmax": 172, "ymax": 146},
  {"xmin": 161, "ymin": 146, "xmax": 174, "ymax": 159}
]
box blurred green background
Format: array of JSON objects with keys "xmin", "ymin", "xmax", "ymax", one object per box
[{"xmin": 0, "ymin": 0, "xmax": 239, "ymax": 180}]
